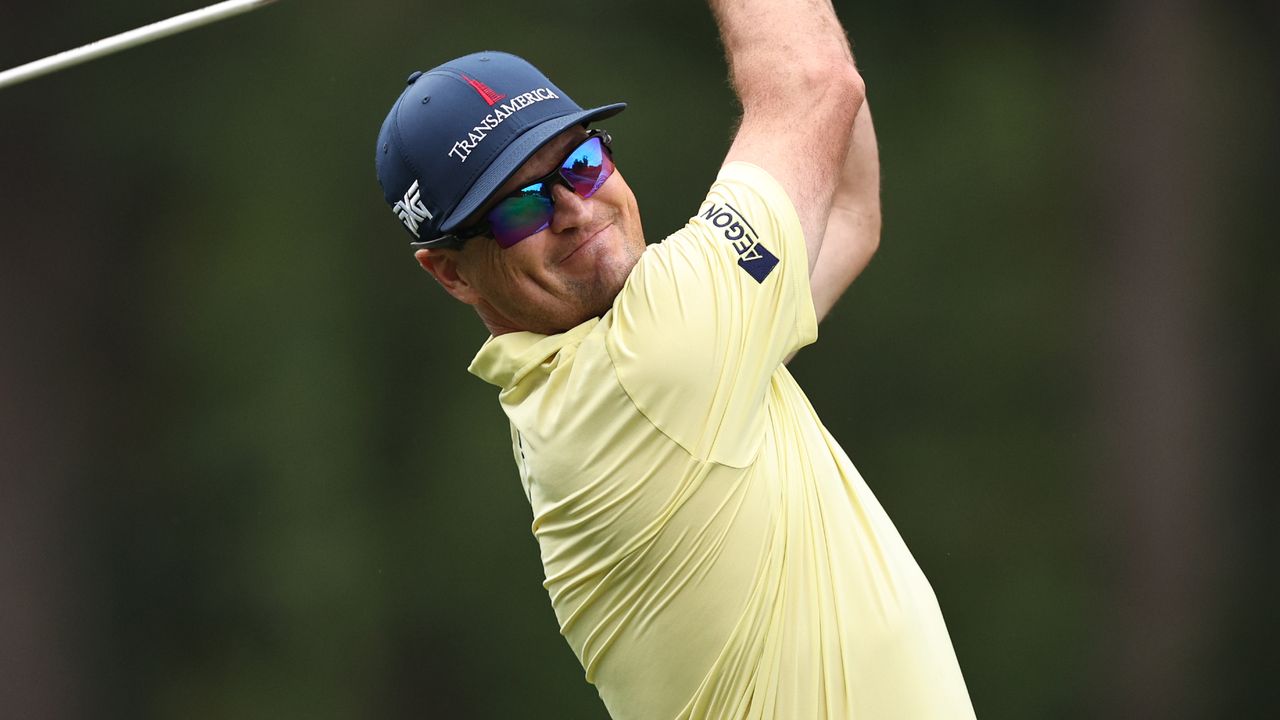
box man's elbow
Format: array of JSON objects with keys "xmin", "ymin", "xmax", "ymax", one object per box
[
  {"xmin": 827, "ymin": 204, "xmax": 881, "ymax": 266},
  {"xmin": 790, "ymin": 56, "xmax": 863, "ymax": 133},
  {"xmin": 865, "ymin": 229, "xmax": 881, "ymax": 269},
  {"xmin": 858, "ymin": 209, "xmax": 882, "ymax": 266},
  {"xmin": 861, "ymin": 203, "xmax": 882, "ymax": 267},
  {"xmin": 845, "ymin": 212, "xmax": 881, "ymax": 285}
]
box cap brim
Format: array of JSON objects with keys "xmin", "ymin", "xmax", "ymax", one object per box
[{"xmin": 439, "ymin": 102, "xmax": 627, "ymax": 234}]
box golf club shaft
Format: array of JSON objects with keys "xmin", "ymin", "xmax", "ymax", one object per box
[{"xmin": 0, "ymin": 0, "xmax": 280, "ymax": 90}]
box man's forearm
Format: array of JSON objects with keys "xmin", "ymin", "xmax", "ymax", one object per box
[
  {"xmin": 810, "ymin": 98, "xmax": 882, "ymax": 323},
  {"xmin": 709, "ymin": 0, "xmax": 863, "ymax": 270},
  {"xmin": 709, "ymin": 0, "xmax": 853, "ymax": 86}
]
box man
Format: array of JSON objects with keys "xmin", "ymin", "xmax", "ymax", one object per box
[{"xmin": 374, "ymin": 1, "xmax": 975, "ymax": 716}]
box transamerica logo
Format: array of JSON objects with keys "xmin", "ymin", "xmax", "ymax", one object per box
[
  {"xmin": 461, "ymin": 74, "xmax": 506, "ymax": 106},
  {"xmin": 700, "ymin": 201, "xmax": 779, "ymax": 283},
  {"xmin": 393, "ymin": 180, "xmax": 433, "ymax": 238},
  {"xmin": 447, "ymin": 87, "xmax": 560, "ymax": 163}
]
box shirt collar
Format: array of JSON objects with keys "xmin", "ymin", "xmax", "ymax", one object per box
[{"xmin": 467, "ymin": 318, "xmax": 599, "ymax": 390}]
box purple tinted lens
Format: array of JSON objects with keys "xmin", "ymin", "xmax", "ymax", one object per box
[
  {"xmin": 486, "ymin": 135, "xmax": 614, "ymax": 248},
  {"xmin": 490, "ymin": 184, "xmax": 552, "ymax": 248}
]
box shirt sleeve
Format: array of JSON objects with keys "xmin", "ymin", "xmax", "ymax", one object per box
[{"xmin": 605, "ymin": 161, "xmax": 818, "ymax": 467}]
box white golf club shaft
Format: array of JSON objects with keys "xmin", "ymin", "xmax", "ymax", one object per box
[{"xmin": 0, "ymin": 0, "xmax": 281, "ymax": 90}]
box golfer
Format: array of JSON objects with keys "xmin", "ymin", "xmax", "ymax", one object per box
[{"xmin": 374, "ymin": 0, "xmax": 974, "ymax": 717}]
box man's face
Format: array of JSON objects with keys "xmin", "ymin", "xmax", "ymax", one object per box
[{"xmin": 421, "ymin": 126, "xmax": 646, "ymax": 335}]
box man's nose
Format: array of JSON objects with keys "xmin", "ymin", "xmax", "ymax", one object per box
[{"xmin": 548, "ymin": 182, "xmax": 591, "ymax": 234}]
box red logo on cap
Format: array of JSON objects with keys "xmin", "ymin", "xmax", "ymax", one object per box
[{"xmin": 462, "ymin": 74, "xmax": 507, "ymax": 106}]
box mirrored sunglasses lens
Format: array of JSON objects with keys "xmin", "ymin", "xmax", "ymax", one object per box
[
  {"xmin": 489, "ymin": 184, "xmax": 553, "ymax": 247},
  {"xmin": 561, "ymin": 137, "xmax": 612, "ymax": 197}
]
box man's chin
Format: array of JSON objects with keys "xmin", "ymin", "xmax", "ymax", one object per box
[{"xmin": 528, "ymin": 253, "xmax": 638, "ymax": 334}]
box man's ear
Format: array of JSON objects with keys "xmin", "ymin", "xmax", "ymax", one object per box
[{"xmin": 415, "ymin": 248, "xmax": 480, "ymax": 304}]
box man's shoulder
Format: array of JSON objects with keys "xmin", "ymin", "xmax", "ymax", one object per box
[{"xmin": 467, "ymin": 321, "xmax": 599, "ymax": 390}]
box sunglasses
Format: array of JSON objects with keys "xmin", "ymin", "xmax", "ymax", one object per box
[{"xmin": 455, "ymin": 130, "xmax": 615, "ymax": 249}]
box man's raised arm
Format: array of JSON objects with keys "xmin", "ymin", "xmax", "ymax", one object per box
[
  {"xmin": 711, "ymin": 0, "xmax": 864, "ymax": 273},
  {"xmin": 810, "ymin": 99, "xmax": 882, "ymax": 323}
]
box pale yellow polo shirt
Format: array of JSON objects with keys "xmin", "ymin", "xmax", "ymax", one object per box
[{"xmin": 469, "ymin": 162, "xmax": 974, "ymax": 719}]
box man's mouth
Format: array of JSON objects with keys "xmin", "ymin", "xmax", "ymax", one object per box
[{"xmin": 560, "ymin": 223, "xmax": 611, "ymax": 264}]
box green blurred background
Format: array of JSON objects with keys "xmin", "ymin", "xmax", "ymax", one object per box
[{"xmin": 2, "ymin": 1, "xmax": 1276, "ymax": 717}]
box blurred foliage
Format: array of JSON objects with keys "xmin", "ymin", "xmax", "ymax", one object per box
[{"xmin": 1, "ymin": 0, "xmax": 1276, "ymax": 718}]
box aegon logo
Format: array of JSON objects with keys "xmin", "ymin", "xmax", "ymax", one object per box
[
  {"xmin": 699, "ymin": 201, "xmax": 779, "ymax": 283},
  {"xmin": 447, "ymin": 88, "xmax": 560, "ymax": 163},
  {"xmin": 393, "ymin": 180, "xmax": 433, "ymax": 238}
]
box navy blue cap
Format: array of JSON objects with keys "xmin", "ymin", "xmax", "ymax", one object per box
[{"xmin": 375, "ymin": 51, "xmax": 626, "ymax": 246}]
